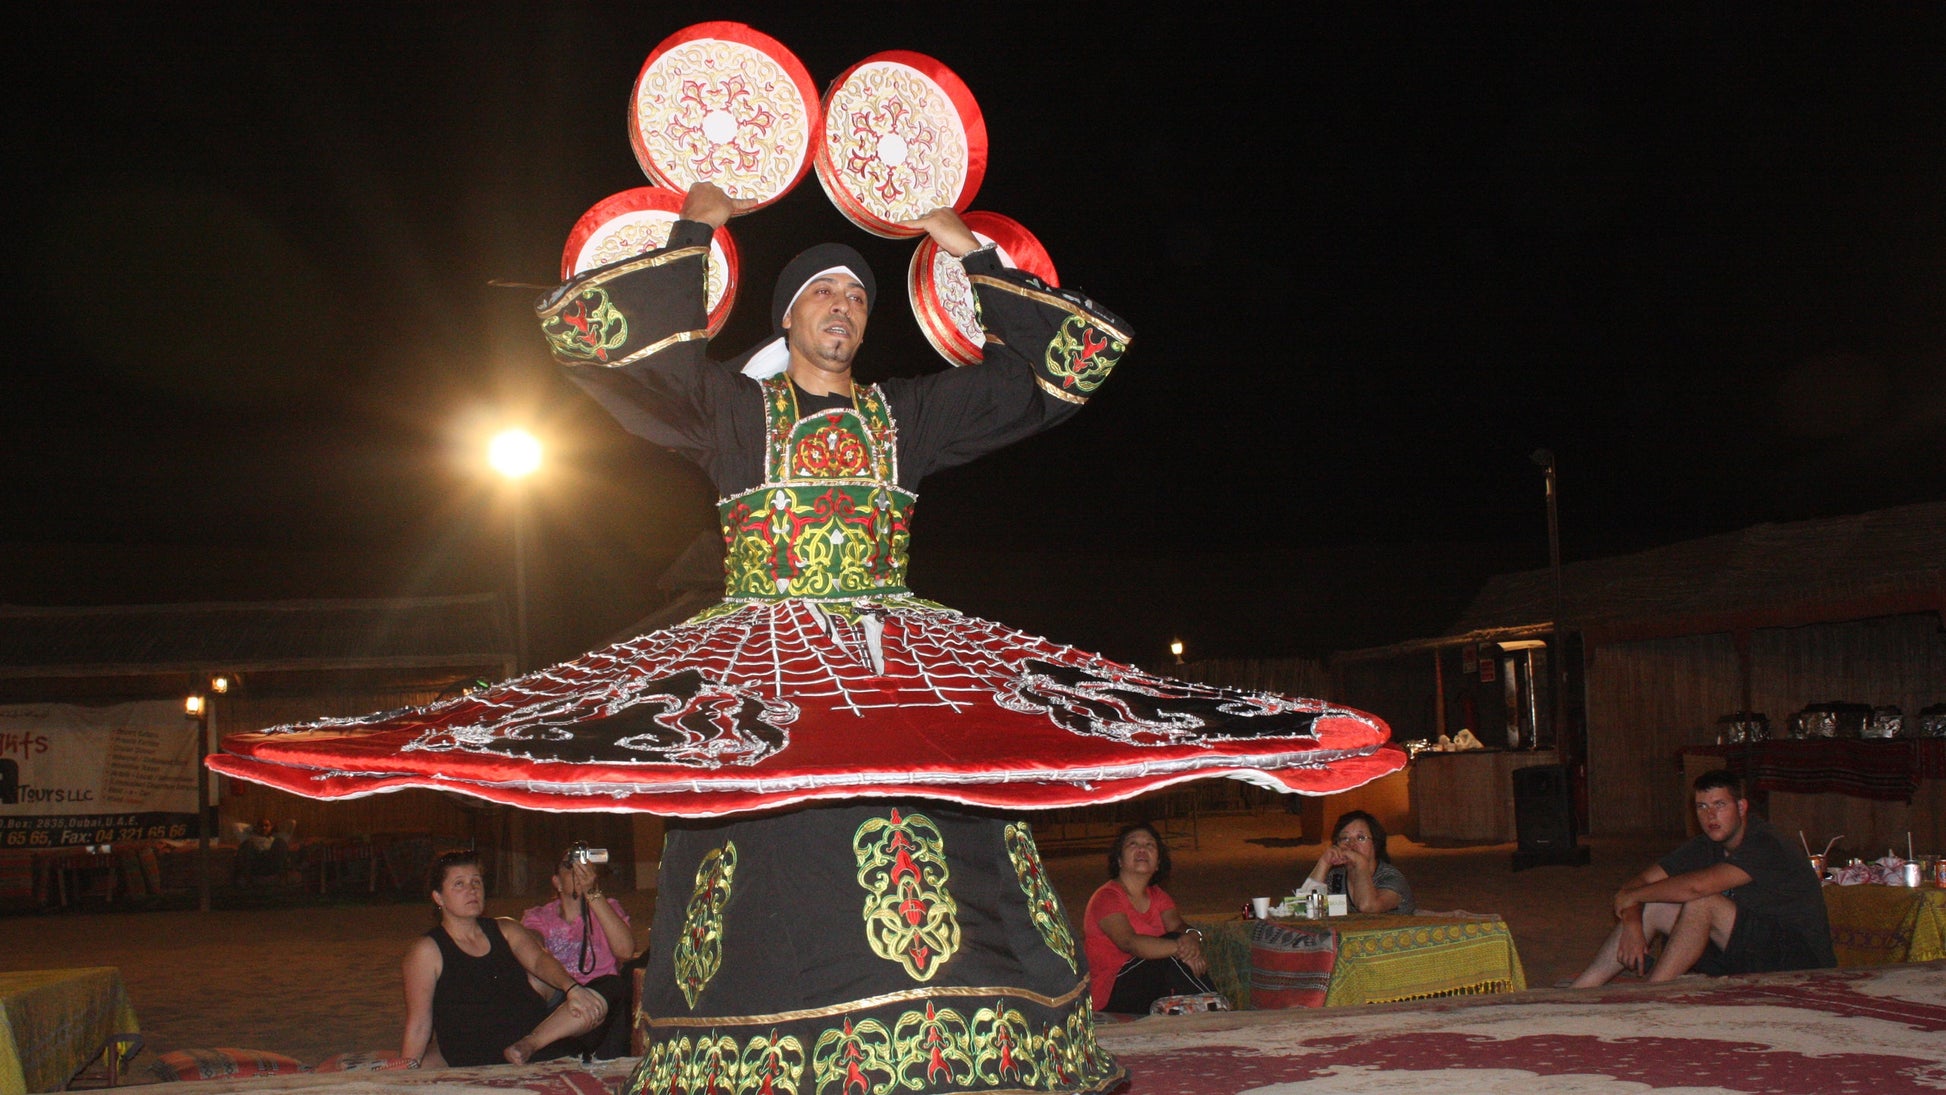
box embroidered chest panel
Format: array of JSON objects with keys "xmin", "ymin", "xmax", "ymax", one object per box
[
  {"xmin": 717, "ymin": 378, "xmax": 916, "ymax": 600},
  {"xmin": 763, "ymin": 377, "xmax": 899, "ymax": 483}
]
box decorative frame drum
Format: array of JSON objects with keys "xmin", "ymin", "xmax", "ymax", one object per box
[
  {"xmin": 628, "ymin": 22, "xmax": 820, "ymax": 208},
  {"xmin": 908, "ymin": 211, "xmax": 1056, "ymax": 365},
  {"xmin": 561, "ymin": 187, "xmax": 740, "ymax": 336},
  {"xmin": 815, "ymin": 51, "xmax": 987, "ymax": 238}
]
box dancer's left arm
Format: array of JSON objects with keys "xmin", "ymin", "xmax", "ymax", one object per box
[{"xmin": 889, "ymin": 209, "xmax": 1134, "ymax": 480}]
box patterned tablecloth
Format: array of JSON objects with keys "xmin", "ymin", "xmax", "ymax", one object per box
[
  {"xmin": 0, "ymin": 967, "xmax": 140, "ymax": 1094},
  {"xmin": 1192, "ymin": 913, "xmax": 1526, "ymax": 1010},
  {"xmin": 1825, "ymin": 884, "xmax": 1946, "ymax": 967}
]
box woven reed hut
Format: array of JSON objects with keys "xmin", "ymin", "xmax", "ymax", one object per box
[{"xmin": 1331, "ymin": 501, "xmax": 1946, "ymax": 839}]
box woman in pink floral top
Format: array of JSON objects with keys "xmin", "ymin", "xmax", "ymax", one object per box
[{"xmin": 520, "ymin": 848, "xmax": 637, "ymax": 1058}]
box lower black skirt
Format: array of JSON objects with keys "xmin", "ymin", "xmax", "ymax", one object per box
[{"xmin": 625, "ymin": 802, "xmax": 1124, "ymax": 1094}]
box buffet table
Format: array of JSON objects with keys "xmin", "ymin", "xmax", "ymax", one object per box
[
  {"xmin": 1686, "ymin": 739, "xmax": 1946, "ymax": 800},
  {"xmin": 1826, "ymin": 884, "xmax": 1946, "ymax": 967},
  {"xmin": 1192, "ymin": 913, "xmax": 1526, "ymax": 1010},
  {"xmin": 0, "ymin": 967, "xmax": 140, "ymax": 1093}
]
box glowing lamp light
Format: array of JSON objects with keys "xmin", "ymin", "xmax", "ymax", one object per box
[
  {"xmin": 1170, "ymin": 639, "xmax": 1184, "ymax": 664},
  {"xmin": 184, "ymin": 694, "xmax": 206, "ymax": 717},
  {"xmin": 488, "ymin": 429, "xmax": 543, "ymax": 479},
  {"xmin": 210, "ymin": 675, "xmax": 231, "ymax": 694}
]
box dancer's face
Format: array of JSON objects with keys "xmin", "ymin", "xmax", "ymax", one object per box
[{"xmin": 783, "ymin": 274, "xmax": 869, "ymax": 375}]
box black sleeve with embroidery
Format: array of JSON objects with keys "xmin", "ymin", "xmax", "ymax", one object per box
[
  {"xmin": 887, "ymin": 248, "xmax": 1133, "ymax": 485},
  {"xmin": 534, "ymin": 220, "xmax": 763, "ymax": 493}
]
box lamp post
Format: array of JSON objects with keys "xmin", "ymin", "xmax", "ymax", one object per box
[
  {"xmin": 1530, "ymin": 449, "xmax": 1565, "ymax": 751},
  {"xmin": 184, "ymin": 692, "xmax": 210, "ymax": 912},
  {"xmin": 1170, "ymin": 638, "xmax": 1184, "ymax": 666},
  {"xmin": 489, "ymin": 429, "xmax": 542, "ymax": 673}
]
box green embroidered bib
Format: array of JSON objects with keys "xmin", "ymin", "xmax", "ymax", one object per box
[{"xmin": 717, "ymin": 376, "xmax": 916, "ymax": 600}]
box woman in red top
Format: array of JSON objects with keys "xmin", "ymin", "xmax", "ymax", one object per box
[{"xmin": 1082, "ymin": 823, "xmax": 1214, "ymax": 1012}]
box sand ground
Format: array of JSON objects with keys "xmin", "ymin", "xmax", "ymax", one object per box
[{"xmin": 1, "ymin": 812, "xmax": 1666, "ymax": 1081}]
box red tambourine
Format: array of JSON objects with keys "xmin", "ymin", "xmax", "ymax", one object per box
[
  {"xmin": 815, "ymin": 51, "xmax": 987, "ymax": 238},
  {"xmin": 561, "ymin": 187, "xmax": 740, "ymax": 336},
  {"xmin": 628, "ymin": 22, "xmax": 820, "ymax": 208},
  {"xmin": 908, "ymin": 211, "xmax": 1057, "ymax": 366}
]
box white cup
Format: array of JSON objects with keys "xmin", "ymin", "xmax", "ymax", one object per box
[
  {"xmin": 1327, "ymin": 894, "xmax": 1349, "ymax": 917},
  {"xmin": 1251, "ymin": 896, "xmax": 1271, "ymax": 919}
]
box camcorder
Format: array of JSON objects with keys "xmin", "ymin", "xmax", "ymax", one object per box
[{"xmin": 568, "ymin": 841, "xmax": 609, "ymax": 866}]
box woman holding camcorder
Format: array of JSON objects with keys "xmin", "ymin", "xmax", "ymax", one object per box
[{"xmin": 520, "ymin": 842, "xmax": 638, "ymax": 1060}]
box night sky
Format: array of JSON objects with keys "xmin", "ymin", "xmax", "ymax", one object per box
[{"xmin": 5, "ymin": 5, "xmax": 1944, "ymax": 666}]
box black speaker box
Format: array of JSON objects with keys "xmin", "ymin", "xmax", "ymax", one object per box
[{"xmin": 1511, "ymin": 763, "xmax": 1590, "ymax": 870}]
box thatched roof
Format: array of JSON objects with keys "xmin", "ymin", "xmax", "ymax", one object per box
[
  {"xmin": 1448, "ymin": 501, "xmax": 1946, "ymax": 643},
  {"xmin": 0, "ymin": 595, "xmax": 514, "ymax": 684}
]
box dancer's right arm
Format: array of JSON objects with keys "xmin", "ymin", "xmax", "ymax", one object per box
[
  {"xmin": 538, "ymin": 183, "xmax": 760, "ymax": 479},
  {"xmin": 678, "ymin": 181, "xmax": 753, "ymax": 230}
]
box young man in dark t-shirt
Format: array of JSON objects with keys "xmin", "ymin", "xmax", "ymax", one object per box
[{"xmin": 1572, "ymin": 769, "xmax": 1834, "ymax": 986}]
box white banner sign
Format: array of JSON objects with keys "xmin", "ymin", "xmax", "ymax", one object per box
[{"xmin": 0, "ymin": 701, "xmax": 201, "ymax": 848}]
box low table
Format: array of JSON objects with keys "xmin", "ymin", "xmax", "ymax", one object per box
[
  {"xmin": 0, "ymin": 967, "xmax": 141, "ymax": 1093},
  {"xmin": 1826, "ymin": 884, "xmax": 1946, "ymax": 967},
  {"xmin": 1193, "ymin": 912, "xmax": 1526, "ymax": 1010}
]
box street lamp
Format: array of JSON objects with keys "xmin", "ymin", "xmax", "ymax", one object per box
[
  {"xmin": 1530, "ymin": 449, "xmax": 1565, "ymax": 751},
  {"xmin": 1170, "ymin": 639, "xmax": 1184, "ymax": 666},
  {"xmin": 184, "ymin": 692, "xmax": 210, "ymax": 912},
  {"xmin": 488, "ymin": 429, "xmax": 543, "ymax": 480},
  {"xmin": 489, "ymin": 429, "xmax": 542, "ymax": 673}
]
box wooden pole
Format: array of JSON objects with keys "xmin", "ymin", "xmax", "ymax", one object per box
[
  {"xmin": 194, "ymin": 702, "xmax": 211, "ymax": 913},
  {"xmin": 1432, "ymin": 649, "xmax": 1447, "ymax": 738}
]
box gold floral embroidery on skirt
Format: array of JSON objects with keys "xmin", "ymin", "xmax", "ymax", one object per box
[
  {"xmin": 1004, "ymin": 823, "xmax": 1077, "ymax": 973},
  {"xmin": 854, "ymin": 809, "xmax": 961, "ymax": 980},
  {"xmin": 673, "ymin": 841, "xmax": 738, "ymax": 1008},
  {"xmin": 629, "ymin": 1030, "xmax": 806, "ymax": 1095},
  {"xmin": 631, "ymin": 986, "xmax": 1119, "ymax": 1095}
]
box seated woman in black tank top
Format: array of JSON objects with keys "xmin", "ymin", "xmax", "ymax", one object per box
[{"xmin": 401, "ymin": 850, "xmax": 609, "ymax": 1067}]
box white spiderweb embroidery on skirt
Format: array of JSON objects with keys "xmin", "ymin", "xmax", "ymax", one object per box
[{"xmin": 242, "ymin": 599, "xmax": 1363, "ymax": 779}]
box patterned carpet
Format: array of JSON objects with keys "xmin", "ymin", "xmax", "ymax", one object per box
[
  {"xmin": 144, "ymin": 964, "xmax": 1946, "ymax": 1094},
  {"xmin": 1096, "ymin": 962, "xmax": 1946, "ymax": 1094}
]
